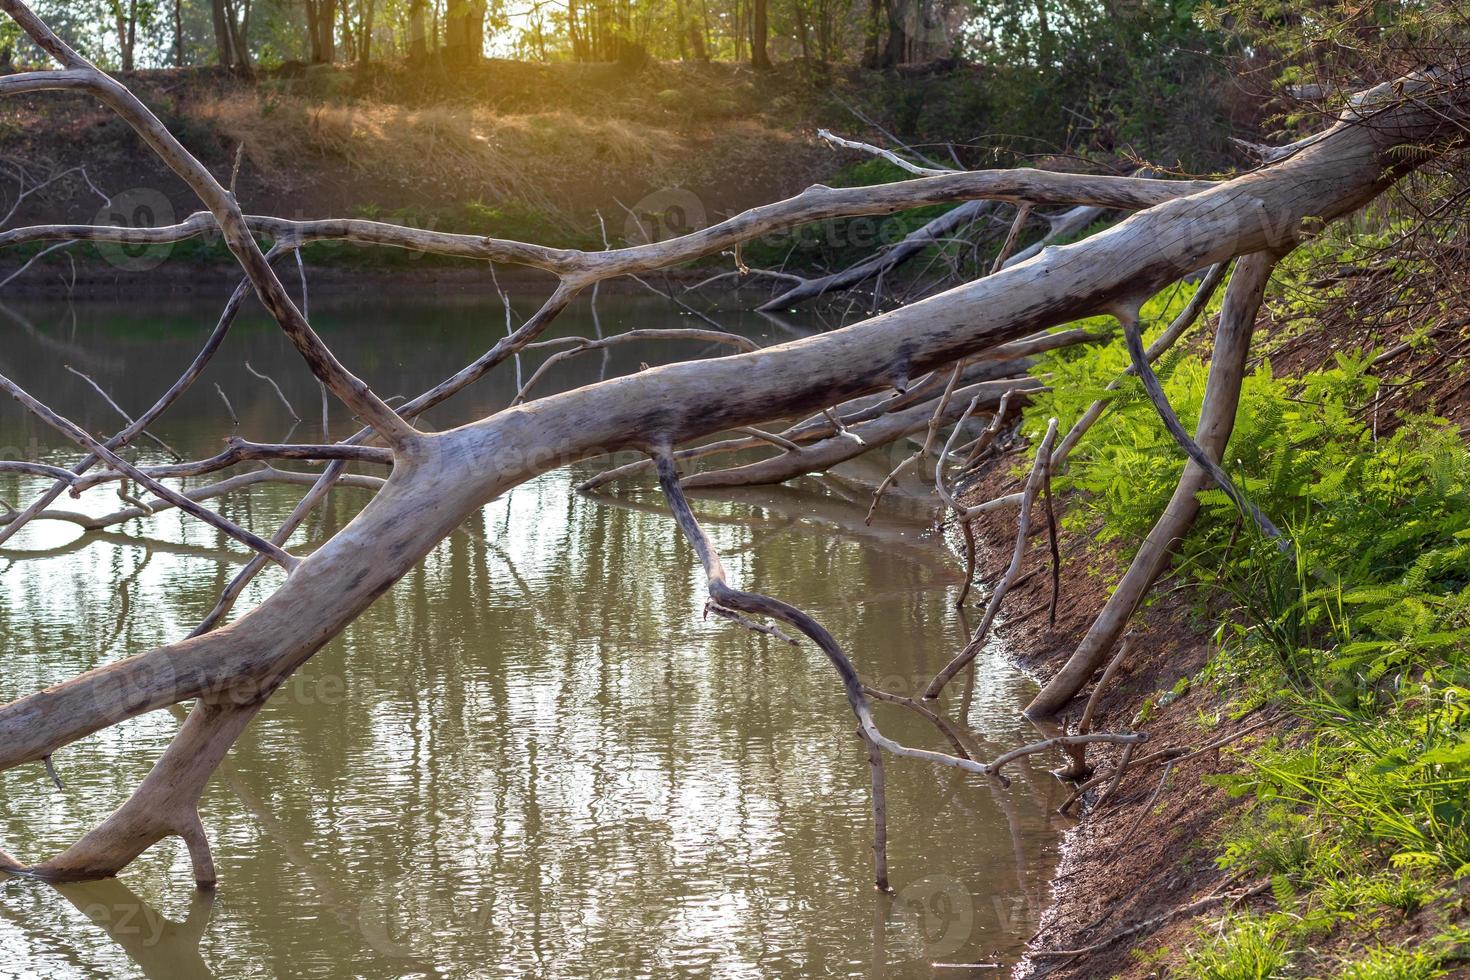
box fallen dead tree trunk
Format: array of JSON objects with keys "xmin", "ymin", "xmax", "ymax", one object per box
[
  {"xmin": 755, "ymin": 199, "xmax": 1000, "ymax": 310},
  {"xmin": 751, "ymin": 131, "xmax": 1117, "ymax": 312},
  {"xmin": 0, "ymin": 0, "xmax": 1465, "ymax": 891},
  {"xmin": 576, "ymin": 325, "xmax": 1099, "ymax": 492},
  {"xmin": 680, "ymin": 378, "xmax": 1042, "ymax": 488}
]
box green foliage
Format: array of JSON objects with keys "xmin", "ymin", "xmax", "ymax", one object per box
[
  {"xmin": 1334, "ymin": 946, "xmax": 1449, "ymax": 980},
  {"xmin": 1026, "ymin": 253, "xmax": 1470, "ymax": 971},
  {"xmin": 1176, "ymin": 915, "xmax": 1295, "ymax": 979},
  {"xmin": 1332, "ymin": 926, "xmax": 1470, "ymax": 980},
  {"xmin": 1036, "ymin": 312, "xmax": 1470, "ymax": 870}
]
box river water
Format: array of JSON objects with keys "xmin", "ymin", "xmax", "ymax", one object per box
[{"xmin": 0, "ymin": 287, "xmax": 1067, "ymax": 978}]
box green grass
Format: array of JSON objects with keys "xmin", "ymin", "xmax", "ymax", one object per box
[{"xmin": 1178, "ymin": 916, "xmax": 1295, "ymax": 979}]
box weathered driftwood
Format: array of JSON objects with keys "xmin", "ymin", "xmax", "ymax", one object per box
[
  {"xmin": 752, "ymin": 132, "xmax": 1121, "ymax": 312},
  {"xmin": 0, "ymin": 0, "xmax": 1465, "ymax": 887}
]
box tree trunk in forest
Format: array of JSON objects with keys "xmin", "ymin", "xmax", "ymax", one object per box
[
  {"xmin": 567, "ymin": 0, "xmax": 586, "ymax": 60},
  {"xmin": 468, "ymin": 0, "xmax": 487, "ymax": 63},
  {"xmin": 231, "ymin": 0, "xmax": 251, "ymax": 72},
  {"xmin": 696, "ymin": 0, "xmax": 711, "ymax": 61},
  {"xmin": 408, "ymin": 0, "xmax": 428, "ymax": 61},
  {"xmin": 751, "ymin": 0, "xmax": 770, "ymax": 68},
  {"xmin": 320, "ymin": 0, "xmax": 336, "ymax": 62},
  {"xmin": 444, "ymin": 0, "xmax": 468, "ymax": 65},
  {"xmin": 358, "ymin": 0, "xmax": 375, "ymax": 64},
  {"xmin": 209, "ymin": 0, "xmax": 251, "ymax": 72},
  {"xmin": 339, "ymin": 0, "xmax": 354, "ymax": 61},
  {"xmin": 304, "ymin": 0, "xmax": 322, "ymax": 61},
  {"xmin": 883, "ymin": 0, "xmax": 909, "ymax": 66},
  {"xmin": 211, "ymin": 0, "xmax": 231, "ymax": 65},
  {"xmin": 673, "ymin": 0, "xmax": 689, "ymax": 59},
  {"xmin": 1033, "ymin": 0, "xmax": 1054, "ymax": 64},
  {"xmin": 114, "ymin": 0, "xmax": 139, "ymax": 71},
  {"xmin": 794, "ymin": 1, "xmax": 811, "ymax": 63},
  {"xmin": 444, "ymin": 0, "xmax": 486, "ymax": 66},
  {"xmin": 0, "ymin": 0, "xmax": 1466, "ymax": 888},
  {"xmin": 173, "ymin": 0, "xmax": 184, "ymax": 66},
  {"xmin": 863, "ymin": 0, "xmax": 882, "ymax": 67}
]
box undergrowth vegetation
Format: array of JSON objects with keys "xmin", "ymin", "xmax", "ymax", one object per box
[{"xmin": 1024, "ymin": 241, "xmax": 1470, "ymax": 977}]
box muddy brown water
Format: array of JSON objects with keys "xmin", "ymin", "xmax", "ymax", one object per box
[{"xmin": 0, "ymin": 289, "xmax": 1068, "ymax": 978}]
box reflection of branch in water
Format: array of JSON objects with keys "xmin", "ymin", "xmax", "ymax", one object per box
[
  {"xmin": 0, "ymin": 880, "xmax": 102, "ymax": 977},
  {"xmin": 0, "ymin": 469, "xmax": 382, "ymax": 542},
  {"xmin": 986, "ymin": 774, "xmax": 1038, "ymax": 912},
  {"xmin": 583, "ymin": 479, "xmax": 958, "ymax": 585},
  {"xmin": 52, "ymin": 876, "xmax": 216, "ymax": 980},
  {"xmin": 0, "ymin": 530, "xmax": 253, "ymax": 564},
  {"xmin": 871, "ymin": 886, "xmax": 889, "ymax": 980},
  {"xmin": 0, "ymin": 520, "xmax": 362, "ymax": 565},
  {"xmin": 753, "ymin": 310, "xmax": 821, "ymax": 339},
  {"xmin": 0, "ymin": 299, "xmax": 112, "ymax": 369},
  {"xmin": 63, "ymin": 365, "xmax": 181, "ymax": 462},
  {"xmin": 102, "ymin": 547, "xmax": 153, "ymax": 657},
  {"xmin": 480, "ymin": 533, "xmax": 555, "ymax": 641},
  {"xmin": 162, "ymin": 705, "xmax": 446, "ymax": 977}
]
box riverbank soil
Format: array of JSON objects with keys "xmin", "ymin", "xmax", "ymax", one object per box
[{"xmin": 954, "ymin": 460, "xmax": 1261, "ymax": 978}]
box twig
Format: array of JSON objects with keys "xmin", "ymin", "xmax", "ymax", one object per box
[
  {"xmin": 1122, "ymin": 309, "xmax": 1287, "ymax": 547},
  {"xmin": 1048, "ymin": 261, "xmax": 1229, "ymax": 472},
  {"xmin": 707, "ymin": 603, "xmax": 799, "ymax": 645},
  {"xmin": 1028, "ymin": 878, "xmax": 1270, "ymax": 960},
  {"xmin": 989, "ymin": 204, "xmax": 1032, "ymax": 275},
  {"xmin": 215, "ymin": 384, "xmax": 239, "ymax": 426},
  {"xmin": 1042, "ymin": 451, "xmax": 1060, "ymax": 624},
  {"xmin": 0, "ymin": 371, "xmax": 295, "ymax": 568},
  {"xmin": 246, "ymin": 362, "xmax": 301, "ymax": 420},
  {"xmin": 817, "ymin": 128, "xmax": 953, "ymax": 177},
  {"xmin": 1060, "ymin": 715, "xmax": 1274, "ymax": 814},
  {"xmin": 0, "ymin": 240, "xmax": 73, "ymax": 290},
  {"xmin": 923, "ymin": 418, "xmax": 1060, "ymax": 699},
  {"xmin": 1093, "ymin": 741, "xmax": 1134, "ymax": 809},
  {"xmin": 1058, "ymin": 636, "xmax": 1134, "ymax": 779},
  {"xmin": 867, "ymin": 363, "xmax": 966, "ymax": 522},
  {"xmin": 63, "ymin": 365, "xmax": 181, "ymax": 461}
]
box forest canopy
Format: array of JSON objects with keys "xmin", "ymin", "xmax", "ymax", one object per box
[{"xmin": 0, "ymin": 0, "xmax": 1218, "ymax": 77}]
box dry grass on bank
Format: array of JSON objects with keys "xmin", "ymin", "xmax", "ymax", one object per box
[{"xmin": 197, "ymin": 93, "xmax": 670, "ymax": 215}]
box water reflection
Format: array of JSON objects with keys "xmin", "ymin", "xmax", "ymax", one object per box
[
  {"xmin": 0, "ymin": 290, "xmax": 1065, "ymax": 978},
  {"xmin": 52, "ymin": 879, "xmax": 215, "ymax": 980}
]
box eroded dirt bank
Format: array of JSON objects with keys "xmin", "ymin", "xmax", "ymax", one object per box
[{"xmin": 949, "ymin": 457, "xmax": 1265, "ymax": 978}]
